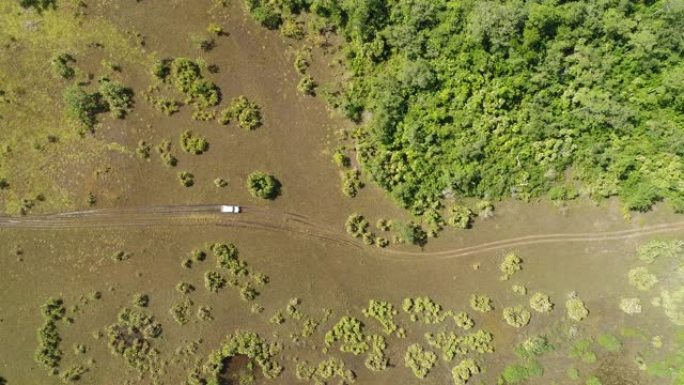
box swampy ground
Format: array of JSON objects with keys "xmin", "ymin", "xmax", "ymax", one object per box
[{"xmin": 0, "ymin": 1, "xmax": 683, "ymax": 385}]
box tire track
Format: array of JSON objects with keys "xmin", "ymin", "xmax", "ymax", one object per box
[{"xmin": 1, "ymin": 206, "xmax": 683, "ymax": 260}]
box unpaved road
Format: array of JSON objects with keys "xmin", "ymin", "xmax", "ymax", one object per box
[{"xmin": 2, "ymin": 205, "xmax": 684, "ymax": 260}]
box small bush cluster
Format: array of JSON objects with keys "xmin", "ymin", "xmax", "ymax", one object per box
[
  {"xmin": 637, "ymin": 240, "xmax": 684, "ymax": 264},
  {"xmin": 218, "ymin": 96, "xmax": 262, "ymax": 130},
  {"xmin": 619, "ymin": 297, "xmax": 642, "ymax": 314},
  {"xmin": 168, "ymin": 58, "xmax": 220, "ymax": 107},
  {"xmin": 35, "ymin": 298, "xmax": 66, "ymax": 372},
  {"xmin": 500, "ymin": 360, "xmax": 543, "ymax": 384},
  {"xmin": 295, "ymin": 358, "xmax": 355, "ymax": 384},
  {"xmin": 452, "ymin": 359, "xmax": 480, "ymax": 385},
  {"xmin": 470, "ymin": 294, "xmax": 493, "ymax": 313},
  {"xmin": 566, "ymin": 294, "xmax": 589, "ymax": 321},
  {"xmin": 404, "ymin": 343, "xmax": 437, "ymax": 379},
  {"xmin": 365, "ymin": 335, "xmax": 389, "ymax": 371},
  {"xmin": 628, "ymin": 267, "xmax": 658, "ymax": 291},
  {"xmin": 98, "ymin": 77, "xmax": 134, "ymax": 118},
  {"xmin": 402, "ymin": 296, "xmax": 444, "ymax": 324},
  {"xmin": 345, "ymin": 214, "xmax": 374, "ymax": 244},
  {"xmin": 52, "ymin": 53, "xmax": 75, "ymax": 79},
  {"xmin": 426, "ymin": 330, "xmax": 495, "ymax": 362},
  {"xmin": 341, "ymin": 169, "xmax": 363, "ymax": 197},
  {"xmin": 448, "ymin": 205, "xmax": 473, "ymax": 229},
  {"xmin": 529, "ymin": 292, "xmax": 553, "ymax": 313},
  {"xmin": 204, "ymin": 270, "xmax": 225, "ymax": 292},
  {"xmin": 453, "ymin": 311, "xmax": 474, "ymax": 330},
  {"xmin": 500, "ymin": 253, "xmax": 522, "ymax": 280},
  {"xmin": 179, "ymin": 130, "xmax": 209, "ymax": 154},
  {"xmin": 246, "ymin": 171, "xmax": 280, "ymax": 199},
  {"xmin": 503, "ymin": 306, "xmax": 531, "ymax": 328},
  {"xmin": 19, "ymin": 0, "xmax": 56, "ymax": 12},
  {"xmin": 393, "ymin": 221, "xmax": 428, "ymax": 246},
  {"xmin": 517, "ymin": 335, "xmax": 553, "ymax": 358},
  {"xmin": 106, "ymin": 307, "xmax": 162, "ymax": 373},
  {"xmin": 324, "ymin": 316, "xmax": 369, "ymax": 355},
  {"xmin": 63, "ymin": 85, "xmax": 103, "ymax": 130},
  {"xmin": 362, "ymin": 299, "xmax": 398, "ymax": 335},
  {"xmin": 170, "ymin": 297, "xmax": 193, "ymax": 325},
  {"xmin": 178, "ymin": 171, "xmax": 194, "ymax": 187},
  {"xmin": 297, "ymin": 74, "xmax": 316, "ymax": 95}
]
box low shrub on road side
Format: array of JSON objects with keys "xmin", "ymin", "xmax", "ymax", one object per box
[{"xmin": 179, "ymin": 130, "xmax": 209, "ymax": 154}]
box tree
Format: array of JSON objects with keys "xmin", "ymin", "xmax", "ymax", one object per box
[{"xmin": 246, "ymin": 172, "xmax": 280, "ymax": 199}]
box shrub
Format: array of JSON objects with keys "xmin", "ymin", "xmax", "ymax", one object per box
[
  {"xmin": 362, "ymin": 299, "xmax": 398, "ymax": 334},
  {"xmin": 132, "ymin": 293, "xmax": 149, "ymax": 307},
  {"xmin": 246, "ymin": 171, "xmax": 280, "ymax": 199},
  {"xmin": 402, "ymin": 297, "xmax": 444, "ymax": 324},
  {"xmin": 448, "ymin": 205, "xmax": 473, "ymax": 229},
  {"xmin": 453, "ymin": 311, "xmax": 474, "ymax": 330},
  {"xmin": 297, "ymin": 75, "xmax": 316, "ymax": 95},
  {"xmin": 661, "ymin": 287, "xmax": 684, "ymax": 325},
  {"xmin": 324, "ymin": 316, "xmax": 369, "ymax": 355},
  {"xmin": 566, "ymin": 294, "xmax": 589, "ymax": 321},
  {"xmin": 176, "ymin": 281, "xmax": 194, "ymax": 294},
  {"xmin": 619, "ymin": 297, "xmax": 642, "ymax": 314},
  {"xmin": 106, "ymin": 307, "xmax": 162, "ymax": 372},
  {"xmin": 294, "ymin": 50, "xmax": 310, "ymax": 74},
  {"xmin": 52, "ymin": 53, "xmax": 75, "ymax": 79},
  {"xmin": 179, "ymin": 130, "xmax": 209, "ymax": 154},
  {"xmin": 204, "ymin": 271, "xmax": 225, "ymax": 292},
  {"xmin": 518, "ymin": 335, "xmax": 553, "ymax": 357},
  {"xmin": 470, "ymin": 294, "xmax": 493, "ymax": 313},
  {"xmin": 503, "ymin": 306, "xmax": 531, "ymax": 328},
  {"xmin": 529, "ymin": 292, "xmax": 553, "ymax": 313},
  {"xmin": 332, "ymin": 150, "xmax": 350, "ymax": 167},
  {"xmin": 19, "ymin": 0, "xmax": 55, "ymax": 12},
  {"xmin": 452, "ymin": 359, "xmax": 480, "ymax": 385},
  {"xmin": 597, "ymin": 334, "xmax": 622, "ymax": 352},
  {"xmin": 476, "ymin": 201, "xmax": 494, "ymax": 219},
  {"xmin": 63, "ymin": 85, "xmax": 102, "ymax": 129},
  {"xmin": 500, "ymin": 252, "xmax": 522, "ymax": 280},
  {"xmin": 169, "ymin": 57, "xmax": 220, "ymax": 107},
  {"xmin": 637, "ymin": 240, "xmax": 684, "ymax": 264},
  {"xmin": 218, "ymin": 96, "xmax": 262, "ymax": 129},
  {"xmin": 341, "ymin": 169, "xmax": 363, "ymax": 197},
  {"xmin": 404, "ymin": 343, "xmax": 437, "ymax": 379},
  {"xmin": 214, "ymin": 177, "xmax": 228, "ymax": 187},
  {"xmin": 394, "ymin": 221, "xmax": 427, "ymax": 246},
  {"xmin": 628, "ymin": 267, "xmax": 658, "ymax": 291},
  {"xmin": 135, "ymin": 140, "xmax": 150, "ymax": 159},
  {"xmin": 501, "ymin": 360, "xmax": 543, "ymax": 383},
  {"xmin": 365, "ymin": 335, "xmax": 389, "ymax": 371},
  {"xmin": 178, "ymin": 171, "xmax": 194, "ymax": 187},
  {"xmin": 345, "ymin": 213, "xmax": 369, "ymax": 238},
  {"xmin": 512, "ymin": 285, "xmax": 527, "ymax": 295},
  {"xmin": 197, "ymin": 306, "xmax": 213, "ymax": 321},
  {"xmin": 98, "ymin": 78, "xmax": 134, "ymax": 118}
]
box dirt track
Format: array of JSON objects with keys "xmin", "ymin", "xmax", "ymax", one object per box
[{"xmin": 2, "ymin": 205, "xmax": 684, "ymax": 260}]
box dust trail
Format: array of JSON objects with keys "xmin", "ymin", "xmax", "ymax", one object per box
[{"xmin": 1, "ymin": 206, "xmax": 683, "ymax": 260}]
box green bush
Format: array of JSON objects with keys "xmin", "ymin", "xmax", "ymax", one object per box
[
  {"xmin": 98, "ymin": 78, "xmax": 134, "ymax": 118},
  {"xmin": 178, "ymin": 171, "xmax": 194, "ymax": 187},
  {"xmin": 218, "ymin": 96, "xmax": 262, "ymax": 130},
  {"xmin": 448, "ymin": 205, "xmax": 473, "ymax": 229},
  {"xmin": 500, "ymin": 252, "xmax": 522, "ymax": 280},
  {"xmin": 452, "ymin": 359, "xmax": 480, "ymax": 385},
  {"xmin": 501, "ymin": 360, "xmax": 543, "ymax": 383},
  {"xmin": 324, "ymin": 316, "xmax": 369, "ymax": 355},
  {"xmin": 19, "ymin": 0, "xmax": 55, "ymax": 12},
  {"xmin": 297, "ymin": 75, "xmax": 316, "ymax": 95},
  {"xmin": 51, "ymin": 53, "xmax": 75, "ymax": 79},
  {"xmin": 470, "ymin": 294, "xmax": 493, "ymax": 313},
  {"xmin": 628, "ymin": 267, "xmax": 658, "ymax": 291},
  {"xmin": 404, "ymin": 343, "xmax": 437, "ymax": 379},
  {"xmin": 341, "ymin": 169, "xmax": 363, "ymax": 197},
  {"xmin": 63, "ymin": 85, "xmax": 103, "ymax": 129},
  {"xmin": 179, "ymin": 130, "xmax": 209, "ymax": 154},
  {"xmin": 362, "ymin": 299, "xmax": 398, "ymax": 334},
  {"xmin": 529, "ymin": 292, "xmax": 553, "ymax": 313},
  {"xmin": 204, "ymin": 271, "xmax": 226, "ymax": 292},
  {"xmin": 246, "ymin": 171, "xmax": 280, "ymax": 199},
  {"xmin": 503, "ymin": 306, "xmax": 531, "ymax": 328},
  {"xmin": 566, "ymin": 294, "xmax": 589, "ymax": 321},
  {"xmin": 393, "ymin": 221, "xmax": 427, "ymax": 246}
]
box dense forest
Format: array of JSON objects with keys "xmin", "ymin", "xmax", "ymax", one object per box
[{"xmin": 247, "ymin": 0, "xmax": 684, "ymax": 214}]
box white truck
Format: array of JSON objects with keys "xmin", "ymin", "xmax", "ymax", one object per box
[{"xmin": 220, "ymin": 205, "xmax": 241, "ymax": 213}]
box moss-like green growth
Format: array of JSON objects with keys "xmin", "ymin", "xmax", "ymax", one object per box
[
  {"xmin": 516, "ymin": 335, "xmax": 553, "ymax": 358},
  {"xmin": 597, "ymin": 334, "xmax": 622, "ymax": 352},
  {"xmin": 529, "ymin": 292, "xmax": 553, "ymax": 313},
  {"xmin": 246, "ymin": 171, "xmax": 280, "ymax": 199},
  {"xmin": 178, "ymin": 171, "xmax": 194, "ymax": 187},
  {"xmin": 470, "ymin": 294, "xmax": 494, "ymax": 313},
  {"xmin": 500, "ymin": 360, "xmax": 543, "ymax": 383},
  {"xmin": 324, "ymin": 316, "xmax": 369, "ymax": 355},
  {"xmin": 362, "ymin": 299, "xmax": 398, "ymax": 335},
  {"xmin": 661, "ymin": 287, "xmax": 684, "ymax": 325},
  {"xmin": 204, "ymin": 271, "xmax": 226, "ymax": 293},
  {"xmin": 566, "ymin": 294, "xmax": 589, "ymax": 321},
  {"xmin": 452, "ymin": 358, "xmax": 480, "ymax": 385},
  {"xmin": 586, "ymin": 376, "xmax": 603, "ymax": 385},
  {"xmin": 106, "ymin": 307, "xmax": 162, "ymax": 373},
  {"xmin": 569, "ymin": 339, "xmax": 596, "ymax": 363},
  {"xmin": 218, "ymin": 96, "xmax": 262, "ymax": 130},
  {"xmin": 404, "ymin": 343, "xmax": 437, "ymax": 379},
  {"xmin": 60, "ymin": 365, "xmax": 88, "ymax": 382},
  {"xmin": 637, "ymin": 239, "xmax": 684, "ymax": 264},
  {"xmin": 503, "ymin": 306, "xmax": 531, "ymax": 328},
  {"xmin": 500, "ymin": 252, "xmax": 522, "ymax": 280},
  {"xmin": 179, "ymin": 130, "xmax": 209, "ymax": 154},
  {"xmin": 628, "ymin": 267, "xmax": 658, "ymax": 291},
  {"xmin": 402, "ymin": 296, "xmax": 445, "ymax": 324}
]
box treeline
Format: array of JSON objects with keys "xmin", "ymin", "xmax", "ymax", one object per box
[{"xmin": 246, "ymin": 0, "xmax": 684, "ymax": 214}]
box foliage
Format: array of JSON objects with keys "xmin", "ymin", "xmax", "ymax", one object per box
[
  {"xmin": 362, "ymin": 299, "xmax": 398, "ymax": 334},
  {"xmin": 365, "ymin": 335, "xmax": 389, "ymax": 371},
  {"xmin": 214, "ymin": 177, "xmax": 228, "ymax": 187},
  {"xmin": 517, "ymin": 335, "xmax": 553, "ymax": 358},
  {"xmin": 469, "ymin": 294, "xmax": 493, "ymax": 313},
  {"xmin": 597, "ymin": 334, "xmax": 622, "ymax": 352},
  {"xmin": 106, "ymin": 307, "xmax": 162, "ymax": 373},
  {"xmin": 35, "ymin": 298, "xmax": 65, "ymax": 371},
  {"xmin": 341, "ymin": 169, "xmax": 363, "ymax": 197},
  {"xmin": 170, "ymin": 297, "xmax": 193, "ymax": 325},
  {"xmin": 297, "ymin": 75, "xmax": 316, "ymax": 95},
  {"xmin": 179, "ymin": 130, "xmax": 209, "ymax": 154},
  {"xmin": 619, "ymin": 297, "xmax": 642, "ymax": 314},
  {"xmin": 566, "ymin": 294, "xmax": 589, "ymax": 321},
  {"xmin": 404, "ymin": 343, "xmax": 437, "ymax": 379},
  {"xmin": 569, "ymin": 339, "xmax": 597, "ymax": 363},
  {"xmin": 393, "ymin": 221, "xmax": 427, "ymax": 246},
  {"xmin": 178, "ymin": 171, "xmax": 194, "ymax": 187},
  {"xmin": 246, "ymin": 171, "xmax": 281, "ymax": 199},
  {"xmin": 200, "ymin": 330, "xmax": 283, "ymax": 381},
  {"xmin": 51, "ymin": 53, "xmax": 75, "ymax": 79},
  {"xmin": 586, "ymin": 376, "xmax": 603, "ymax": 385},
  {"xmin": 453, "ymin": 311, "xmax": 474, "ymax": 330},
  {"xmin": 250, "ymin": 0, "xmax": 684, "ymax": 214},
  {"xmin": 294, "ymin": 358, "xmax": 355, "ymax": 384},
  {"xmin": 661, "ymin": 287, "xmax": 684, "ymax": 325},
  {"xmin": 637, "ymin": 240, "xmax": 684, "ymax": 264},
  {"xmin": 19, "ymin": 0, "xmax": 56, "ymax": 12},
  {"xmin": 529, "ymin": 292, "xmax": 553, "ymax": 313},
  {"xmin": 133, "ymin": 293, "xmax": 149, "ymax": 307},
  {"xmin": 63, "ymin": 86, "xmax": 102, "ymax": 129},
  {"xmin": 324, "ymin": 316, "xmax": 369, "ymax": 355},
  {"xmin": 402, "ymin": 296, "xmax": 444, "ymax": 324},
  {"xmin": 448, "ymin": 205, "xmax": 473, "ymax": 229},
  {"xmin": 503, "ymin": 305, "xmax": 531, "ymax": 328},
  {"xmin": 452, "ymin": 359, "xmax": 480, "ymax": 385},
  {"xmin": 628, "ymin": 267, "xmax": 658, "ymax": 291},
  {"xmin": 345, "ymin": 213, "xmax": 371, "ymax": 239},
  {"xmin": 218, "ymin": 96, "xmax": 262, "ymax": 130},
  {"xmin": 501, "ymin": 360, "xmax": 543, "ymax": 383},
  {"xmin": 169, "ymin": 58, "xmax": 220, "ymax": 107},
  {"xmin": 98, "ymin": 78, "xmax": 134, "ymax": 118},
  {"xmin": 500, "ymin": 253, "xmax": 522, "ymax": 280},
  {"xmin": 204, "ymin": 270, "xmax": 226, "ymax": 292}
]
